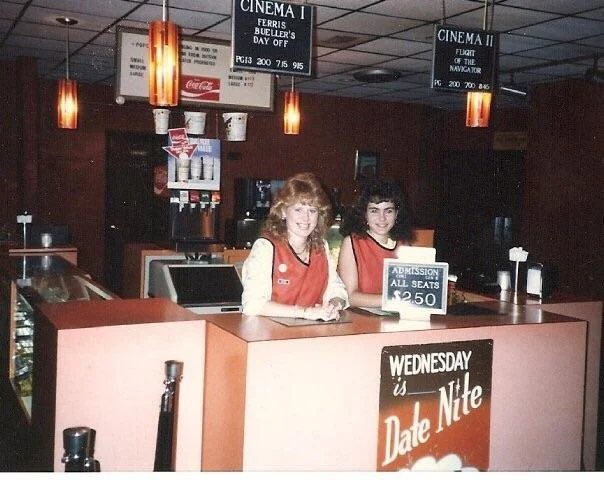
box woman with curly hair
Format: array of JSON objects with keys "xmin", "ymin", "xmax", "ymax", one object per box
[
  {"xmin": 337, "ymin": 179, "xmax": 414, "ymax": 308},
  {"xmin": 241, "ymin": 172, "xmax": 348, "ymax": 320}
]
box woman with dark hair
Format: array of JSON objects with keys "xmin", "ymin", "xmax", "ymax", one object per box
[
  {"xmin": 241, "ymin": 172, "xmax": 348, "ymax": 320},
  {"xmin": 337, "ymin": 179, "xmax": 414, "ymax": 307}
]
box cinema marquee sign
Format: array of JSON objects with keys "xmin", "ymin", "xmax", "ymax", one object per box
[
  {"xmin": 431, "ymin": 24, "xmax": 498, "ymax": 93},
  {"xmin": 231, "ymin": 0, "xmax": 314, "ymax": 76}
]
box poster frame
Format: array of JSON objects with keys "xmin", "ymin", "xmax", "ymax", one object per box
[{"xmin": 115, "ymin": 26, "xmax": 275, "ymax": 111}]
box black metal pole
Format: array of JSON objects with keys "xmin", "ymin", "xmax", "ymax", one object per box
[
  {"xmin": 154, "ymin": 360, "xmax": 183, "ymax": 472},
  {"xmin": 61, "ymin": 426, "xmax": 100, "ymax": 472}
]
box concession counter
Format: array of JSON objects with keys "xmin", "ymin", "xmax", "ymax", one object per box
[{"xmin": 0, "ymin": 253, "xmax": 600, "ymax": 472}]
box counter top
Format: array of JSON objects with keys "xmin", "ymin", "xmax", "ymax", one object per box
[
  {"xmin": 37, "ymin": 298, "xmax": 200, "ymax": 330},
  {"xmin": 199, "ymin": 301, "xmax": 582, "ymax": 343},
  {"xmin": 0, "ymin": 254, "xmax": 79, "ymax": 280}
]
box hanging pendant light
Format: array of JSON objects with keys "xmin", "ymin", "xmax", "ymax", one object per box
[
  {"xmin": 283, "ymin": 77, "xmax": 300, "ymax": 135},
  {"xmin": 465, "ymin": 0, "xmax": 493, "ymax": 128},
  {"xmin": 465, "ymin": 91, "xmax": 492, "ymax": 127},
  {"xmin": 56, "ymin": 17, "xmax": 78, "ymax": 129},
  {"xmin": 149, "ymin": 0, "xmax": 180, "ymax": 106}
]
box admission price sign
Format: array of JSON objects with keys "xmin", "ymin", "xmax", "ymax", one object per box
[
  {"xmin": 231, "ymin": 0, "xmax": 313, "ymax": 76},
  {"xmin": 431, "ymin": 24, "xmax": 498, "ymax": 92},
  {"xmin": 382, "ymin": 260, "xmax": 449, "ymax": 316}
]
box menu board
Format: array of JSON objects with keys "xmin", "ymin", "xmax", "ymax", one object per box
[
  {"xmin": 231, "ymin": 0, "xmax": 313, "ymax": 76},
  {"xmin": 116, "ymin": 27, "xmax": 274, "ymax": 111},
  {"xmin": 431, "ymin": 24, "xmax": 498, "ymax": 93}
]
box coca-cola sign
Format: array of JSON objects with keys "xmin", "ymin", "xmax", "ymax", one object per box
[
  {"xmin": 168, "ymin": 128, "xmax": 188, "ymax": 147},
  {"xmin": 181, "ymin": 75, "xmax": 220, "ymax": 101}
]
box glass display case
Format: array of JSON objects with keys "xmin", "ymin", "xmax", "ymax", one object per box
[{"xmin": 0, "ymin": 254, "xmax": 115, "ymax": 418}]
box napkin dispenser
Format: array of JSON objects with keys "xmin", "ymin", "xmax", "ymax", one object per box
[{"xmin": 526, "ymin": 262, "xmax": 558, "ymax": 298}]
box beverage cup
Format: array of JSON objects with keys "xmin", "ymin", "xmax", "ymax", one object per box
[
  {"xmin": 41, "ymin": 233, "xmax": 53, "ymax": 248},
  {"xmin": 202, "ymin": 157, "xmax": 214, "ymax": 180},
  {"xmin": 497, "ymin": 270, "xmax": 511, "ymax": 290},
  {"xmin": 152, "ymin": 108, "xmax": 170, "ymax": 134},
  {"xmin": 222, "ymin": 112, "xmax": 247, "ymax": 141},
  {"xmin": 184, "ymin": 111, "xmax": 206, "ymax": 135},
  {"xmin": 176, "ymin": 167, "xmax": 189, "ymax": 182},
  {"xmin": 190, "ymin": 157, "xmax": 202, "ymax": 180},
  {"xmin": 176, "ymin": 154, "xmax": 190, "ymax": 182}
]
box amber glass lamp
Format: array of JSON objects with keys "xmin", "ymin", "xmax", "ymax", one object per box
[
  {"xmin": 465, "ymin": 91, "xmax": 492, "ymax": 128},
  {"xmin": 283, "ymin": 77, "xmax": 300, "ymax": 135},
  {"xmin": 56, "ymin": 18, "xmax": 78, "ymax": 129},
  {"xmin": 148, "ymin": 0, "xmax": 180, "ymax": 107}
]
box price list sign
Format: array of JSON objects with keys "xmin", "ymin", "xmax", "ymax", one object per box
[
  {"xmin": 431, "ymin": 25, "xmax": 498, "ymax": 93},
  {"xmin": 382, "ymin": 260, "xmax": 449, "ymax": 315},
  {"xmin": 231, "ymin": 0, "xmax": 313, "ymax": 76}
]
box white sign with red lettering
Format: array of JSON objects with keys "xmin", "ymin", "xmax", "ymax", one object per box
[{"xmin": 116, "ymin": 27, "xmax": 275, "ymax": 111}]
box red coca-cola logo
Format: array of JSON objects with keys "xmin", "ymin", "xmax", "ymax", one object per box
[
  {"xmin": 171, "ymin": 132, "xmax": 187, "ymax": 143},
  {"xmin": 181, "ymin": 75, "xmax": 220, "ymax": 101}
]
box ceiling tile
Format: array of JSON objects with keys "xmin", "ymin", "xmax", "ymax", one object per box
[
  {"xmin": 515, "ymin": 42, "xmax": 602, "ymax": 61},
  {"xmin": 392, "ymin": 24, "xmax": 436, "ymax": 43},
  {"xmin": 580, "ymin": 34, "xmax": 604, "ymax": 48},
  {"xmin": 31, "ymin": 0, "xmax": 138, "ymax": 18},
  {"xmin": 0, "ymin": 1, "xmax": 26, "ymax": 19},
  {"xmin": 378, "ymin": 57, "xmax": 432, "ymax": 73},
  {"xmin": 363, "ymin": 0, "xmax": 481, "ymax": 21},
  {"xmin": 12, "ymin": 21, "xmax": 100, "ymax": 44},
  {"xmin": 6, "ymin": 33, "xmax": 71, "ymax": 52},
  {"xmin": 21, "ymin": 6, "xmax": 114, "ymax": 31},
  {"xmin": 125, "ymin": 5, "xmax": 226, "ymax": 30},
  {"xmin": 499, "ymin": 33, "xmax": 556, "ymax": 54},
  {"xmin": 502, "ymin": 0, "xmax": 604, "ymax": 15},
  {"xmin": 576, "ymin": 7, "xmax": 604, "ymax": 20},
  {"xmin": 320, "ymin": 11, "xmax": 421, "ymax": 36},
  {"xmin": 352, "ymin": 37, "xmax": 431, "ymax": 56},
  {"xmin": 310, "ymin": 0, "xmax": 380, "ymax": 10},
  {"xmin": 146, "ymin": 0, "xmax": 233, "ymax": 16},
  {"xmin": 314, "ymin": 6, "xmax": 349, "ymax": 25},
  {"xmin": 314, "ymin": 60, "xmax": 357, "ymax": 76},
  {"xmin": 512, "ymin": 17, "xmax": 603, "ymax": 42},
  {"xmin": 319, "ymin": 48, "xmax": 397, "ymax": 66}
]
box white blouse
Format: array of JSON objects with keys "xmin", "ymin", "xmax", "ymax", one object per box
[{"xmin": 241, "ymin": 238, "xmax": 349, "ymax": 316}]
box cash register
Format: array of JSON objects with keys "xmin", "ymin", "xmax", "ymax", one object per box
[{"xmin": 148, "ymin": 259, "xmax": 243, "ymax": 314}]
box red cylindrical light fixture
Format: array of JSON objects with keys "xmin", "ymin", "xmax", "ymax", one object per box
[
  {"xmin": 57, "ymin": 78, "xmax": 78, "ymax": 129},
  {"xmin": 465, "ymin": 91, "xmax": 492, "ymax": 128},
  {"xmin": 283, "ymin": 89, "xmax": 300, "ymax": 135},
  {"xmin": 148, "ymin": 20, "xmax": 180, "ymax": 107}
]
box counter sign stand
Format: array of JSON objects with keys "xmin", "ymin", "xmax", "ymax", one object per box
[
  {"xmin": 382, "ymin": 259, "xmax": 449, "ymax": 321},
  {"xmin": 231, "ymin": 0, "xmax": 313, "ymax": 77}
]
